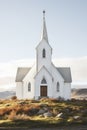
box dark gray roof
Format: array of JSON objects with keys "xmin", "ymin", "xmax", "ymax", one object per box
[
  {"xmin": 15, "ymin": 67, "xmax": 31, "ymax": 82},
  {"xmin": 56, "ymin": 67, "xmax": 72, "ymax": 83},
  {"xmin": 15, "ymin": 66, "xmax": 72, "ymax": 83}
]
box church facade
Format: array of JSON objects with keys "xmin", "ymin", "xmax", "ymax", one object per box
[{"xmin": 16, "ymin": 11, "xmax": 72, "ymax": 100}]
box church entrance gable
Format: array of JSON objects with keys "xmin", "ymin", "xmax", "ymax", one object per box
[{"xmin": 34, "ymin": 66, "xmax": 53, "ymax": 98}]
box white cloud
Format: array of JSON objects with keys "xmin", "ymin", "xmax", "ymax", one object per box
[
  {"xmin": 0, "ymin": 59, "xmax": 35, "ymax": 91},
  {"xmin": 0, "ymin": 84, "xmax": 16, "ymax": 92}
]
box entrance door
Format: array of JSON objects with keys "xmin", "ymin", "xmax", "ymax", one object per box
[{"xmin": 40, "ymin": 86, "xmax": 47, "ymax": 97}]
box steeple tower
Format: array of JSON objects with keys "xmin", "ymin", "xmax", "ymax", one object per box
[
  {"xmin": 41, "ymin": 10, "xmax": 48, "ymax": 43},
  {"xmin": 36, "ymin": 11, "xmax": 52, "ymax": 73}
]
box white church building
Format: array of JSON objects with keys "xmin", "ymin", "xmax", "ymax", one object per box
[{"xmin": 16, "ymin": 11, "xmax": 72, "ymax": 100}]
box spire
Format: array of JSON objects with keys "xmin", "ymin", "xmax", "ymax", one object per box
[{"xmin": 41, "ymin": 10, "xmax": 49, "ymax": 43}]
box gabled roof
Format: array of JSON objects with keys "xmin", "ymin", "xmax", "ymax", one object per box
[
  {"xmin": 34, "ymin": 66, "xmax": 53, "ymax": 79},
  {"xmin": 56, "ymin": 67, "xmax": 72, "ymax": 83},
  {"xmin": 36, "ymin": 39, "xmax": 52, "ymax": 50},
  {"xmin": 15, "ymin": 67, "xmax": 31, "ymax": 82},
  {"xmin": 15, "ymin": 66, "xmax": 72, "ymax": 83}
]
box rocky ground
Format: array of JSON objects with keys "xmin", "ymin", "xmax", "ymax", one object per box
[{"xmin": 0, "ymin": 98, "xmax": 87, "ymax": 128}]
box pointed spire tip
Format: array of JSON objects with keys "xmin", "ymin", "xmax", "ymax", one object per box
[
  {"xmin": 43, "ymin": 10, "xmax": 45, "ymax": 18},
  {"xmin": 43, "ymin": 10, "xmax": 45, "ymax": 14},
  {"xmin": 41, "ymin": 10, "xmax": 48, "ymax": 43}
]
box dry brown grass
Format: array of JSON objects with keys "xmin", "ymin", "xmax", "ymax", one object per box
[
  {"xmin": 0, "ymin": 98, "xmax": 87, "ymax": 127},
  {"xmin": 0, "ymin": 107, "xmax": 11, "ymax": 116},
  {"xmin": 8, "ymin": 110, "xmax": 30, "ymax": 120}
]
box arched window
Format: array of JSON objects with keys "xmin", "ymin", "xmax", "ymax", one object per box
[
  {"xmin": 28, "ymin": 82, "xmax": 31, "ymax": 92},
  {"xmin": 41, "ymin": 78, "xmax": 47, "ymax": 84},
  {"xmin": 42, "ymin": 49, "xmax": 46, "ymax": 58},
  {"xmin": 57, "ymin": 82, "xmax": 59, "ymax": 92}
]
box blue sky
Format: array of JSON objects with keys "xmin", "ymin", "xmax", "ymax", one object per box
[
  {"xmin": 0, "ymin": 0, "xmax": 87, "ymax": 62},
  {"xmin": 0, "ymin": 0, "xmax": 87, "ymax": 91}
]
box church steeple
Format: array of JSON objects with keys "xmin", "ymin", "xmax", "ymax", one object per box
[
  {"xmin": 41, "ymin": 10, "xmax": 49, "ymax": 43},
  {"xmin": 36, "ymin": 10, "xmax": 52, "ymax": 72}
]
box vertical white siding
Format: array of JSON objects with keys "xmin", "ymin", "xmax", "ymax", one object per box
[
  {"xmin": 51, "ymin": 64, "xmax": 65, "ymax": 98},
  {"xmin": 16, "ymin": 82, "xmax": 23, "ymax": 99},
  {"xmin": 63, "ymin": 83, "xmax": 71, "ymax": 100},
  {"xmin": 23, "ymin": 65, "xmax": 36, "ymax": 99},
  {"xmin": 36, "ymin": 39, "xmax": 52, "ymax": 73}
]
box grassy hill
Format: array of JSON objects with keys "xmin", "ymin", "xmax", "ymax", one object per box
[{"xmin": 0, "ymin": 98, "xmax": 87, "ymax": 128}]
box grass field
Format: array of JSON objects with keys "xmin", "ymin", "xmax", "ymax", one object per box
[{"xmin": 0, "ymin": 98, "xmax": 87, "ymax": 128}]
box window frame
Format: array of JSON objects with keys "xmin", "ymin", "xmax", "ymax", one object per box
[
  {"xmin": 42, "ymin": 48, "xmax": 46, "ymax": 58},
  {"xmin": 57, "ymin": 82, "xmax": 59, "ymax": 92},
  {"xmin": 28, "ymin": 82, "xmax": 31, "ymax": 92},
  {"xmin": 41, "ymin": 78, "xmax": 47, "ymax": 84}
]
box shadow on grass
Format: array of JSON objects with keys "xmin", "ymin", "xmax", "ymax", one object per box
[{"xmin": 0, "ymin": 119, "xmax": 87, "ymax": 128}]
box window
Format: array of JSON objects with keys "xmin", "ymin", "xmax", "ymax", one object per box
[
  {"xmin": 41, "ymin": 78, "xmax": 47, "ymax": 84},
  {"xmin": 28, "ymin": 82, "xmax": 31, "ymax": 92},
  {"xmin": 42, "ymin": 49, "xmax": 46, "ymax": 58},
  {"xmin": 57, "ymin": 82, "xmax": 59, "ymax": 92}
]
